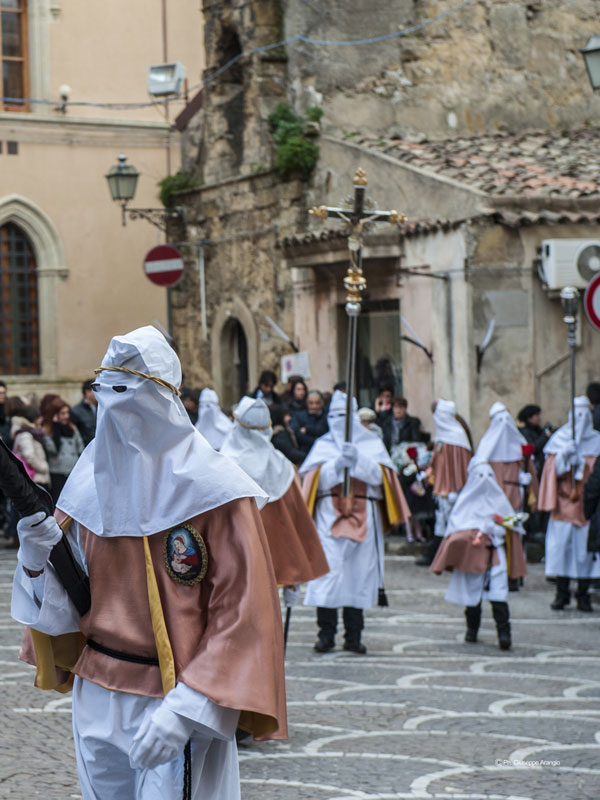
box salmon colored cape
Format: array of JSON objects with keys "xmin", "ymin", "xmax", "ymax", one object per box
[
  {"xmin": 430, "ymin": 443, "xmax": 471, "ymax": 496},
  {"xmin": 431, "ymin": 529, "xmax": 499, "ymax": 575},
  {"xmin": 490, "ymin": 460, "xmax": 538, "ymax": 512},
  {"xmin": 301, "ymin": 465, "xmax": 411, "ymax": 542},
  {"xmin": 260, "ymin": 476, "xmax": 329, "ymax": 585},
  {"xmin": 538, "ymin": 454, "xmax": 596, "ymax": 527},
  {"xmin": 20, "ymin": 497, "xmax": 288, "ymax": 741}
]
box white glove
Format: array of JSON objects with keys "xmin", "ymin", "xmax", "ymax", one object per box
[
  {"xmin": 17, "ymin": 512, "xmax": 62, "ymax": 572},
  {"xmin": 518, "ymin": 471, "xmax": 532, "ymax": 487},
  {"xmin": 447, "ymin": 491, "xmax": 458, "ymax": 505},
  {"xmin": 129, "ymin": 702, "xmax": 196, "ymax": 770},
  {"xmin": 283, "ymin": 585, "xmax": 300, "ymax": 607},
  {"xmin": 574, "ymin": 458, "xmax": 585, "ymax": 482},
  {"xmin": 335, "ymin": 442, "xmax": 358, "ymax": 472},
  {"xmin": 416, "ymin": 470, "xmax": 427, "ymax": 483}
]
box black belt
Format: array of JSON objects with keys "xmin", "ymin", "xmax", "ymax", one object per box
[{"xmin": 86, "ymin": 638, "xmax": 159, "ymax": 667}]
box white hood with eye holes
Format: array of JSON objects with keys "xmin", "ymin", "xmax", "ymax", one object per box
[{"xmin": 58, "ymin": 326, "xmax": 267, "ymax": 537}]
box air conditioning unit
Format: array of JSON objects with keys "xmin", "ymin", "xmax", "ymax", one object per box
[{"xmin": 539, "ymin": 239, "xmax": 600, "ymax": 290}]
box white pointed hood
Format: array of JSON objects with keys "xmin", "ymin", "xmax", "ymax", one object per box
[
  {"xmin": 433, "ymin": 399, "xmax": 471, "ymax": 450},
  {"xmin": 299, "ymin": 390, "xmax": 394, "ymax": 476},
  {"xmin": 58, "ymin": 326, "xmax": 267, "ymax": 536},
  {"xmin": 475, "ymin": 402, "xmax": 527, "ymax": 463},
  {"xmin": 544, "ymin": 396, "xmax": 600, "ymax": 458},
  {"xmin": 445, "ymin": 457, "xmax": 514, "ymax": 536},
  {"xmin": 220, "ymin": 396, "xmax": 295, "ymax": 503},
  {"xmin": 195, "ymin": 388, "xmax": 232, "ymax": 451}
]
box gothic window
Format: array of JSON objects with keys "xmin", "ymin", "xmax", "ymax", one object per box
[
  {"xmin": 0, "ymin": 223, "xmax": 39, "ymax": 374},
  {"xmin": 1, "ymin": 0, "xmax": 28, "ymax": 111}
]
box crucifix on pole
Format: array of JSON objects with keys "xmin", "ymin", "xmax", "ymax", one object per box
[{"xmin": 309, "ymin": 167, "xmax": 406, "ymax": 497}]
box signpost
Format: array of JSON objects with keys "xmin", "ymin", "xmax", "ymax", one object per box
[
  {"xmin": 584, "ymin": 272, "xmax": 600, "ymax": 332},
  {"xmin": 143, "ymin": 244, "xmax": 184, "ymax": 288}
]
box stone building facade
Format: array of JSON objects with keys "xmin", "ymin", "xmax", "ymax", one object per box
[{"xmin": 174, "ymin": 0, "xmax": 600, "ymax": 433}]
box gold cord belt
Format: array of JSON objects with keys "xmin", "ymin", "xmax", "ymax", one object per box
[
  {"xmin": 233, "ymin": 413, "xmax": 271, "ymax": 431},
  {"xmin": 94, "ymin": 366, "xmax": 181, "ymax": 397}
]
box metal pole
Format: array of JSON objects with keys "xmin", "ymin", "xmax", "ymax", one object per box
[{"xmin": 343, "ymin": 311, "xmax": 359, "ymax": 497}]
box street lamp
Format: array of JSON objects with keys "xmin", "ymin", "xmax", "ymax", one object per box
[
  {"xmin": 581, "ymin": 35, "xmax": 600, "ymax": 90},
  {"xmin": 105, "ymin": 155, "xmax": 140, "ymax": 226},
  {"xmin": 105, "ymin": 154, "xmax": 184, "ymax": 231}
]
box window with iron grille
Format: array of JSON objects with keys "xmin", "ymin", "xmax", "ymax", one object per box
[
  {"xmin": 1, "ymin": 0, "xmax": 28, "ymax": 111},
  {"xmin": 0, "ymin": 223, "xmax": 39, "ymax": 374}
]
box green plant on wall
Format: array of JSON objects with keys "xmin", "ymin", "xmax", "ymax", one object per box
[
  {"xmin": 268, "ymin": 103, "xmax": 321, "ymax": 180},
  {"xmin": 158, "ymin": 171, "xmax": 201, "ymax": 207}
]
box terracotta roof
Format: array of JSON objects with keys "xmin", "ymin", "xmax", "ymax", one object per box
[
  {"xmin": 354, "ymin": 128, "xmax": 600, "ymax": 199},
  {"xmin": 279, "ymin": 218, "xmax": 460, "ymax": 249}
]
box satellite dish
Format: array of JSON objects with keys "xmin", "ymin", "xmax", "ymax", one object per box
[{"xmin": 577, "ymin": 244, "xmax": 600, "ymax": 282}]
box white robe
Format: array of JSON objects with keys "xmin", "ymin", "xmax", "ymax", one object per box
[
  {"xmin": 11, "ymin": 524, "xmax": 241, "ymax": 800},
  {"xmin": 545, "ymin": 519, "xmax": 600, "ymax": 579},
  {"xmin": 444, "ymin": 535, "xmax": 509, "ymax": 607},
  {"xmin": 303, "ymin": 453, "xmax": 384, "ymax": 610}
]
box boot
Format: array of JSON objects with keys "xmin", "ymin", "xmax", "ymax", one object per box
[
  {"xmin": 415, "ymin": 535, "xmax": 442, "ymax": 566},
  {"xmin": 314, "ymin": 607, "xmax": 337, "ymax": 652},
  {"xmin": 550, "ymin": 576, "xmax": 571, "ymax": 610},
  {"xmin": 491, "ymin": 601, "xmax": 511, "ymax": 650},
  {"xmin": 508, "ymin": 578, "xmax": 520, "ymax": 592},
  {"xmin": 576, "ymin": 579, "xmax": 592, "ymax": 612},
  {"xmin": 342, "ymin": 607, "xmax": 366, "ymax": 654},
  {"xmin": 464, "ymin": 604, "xmax": 481, "ymax": 643}
]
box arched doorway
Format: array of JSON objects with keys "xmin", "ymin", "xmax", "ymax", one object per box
[
  {"xmin": 0, "ymin": 221, "xmax": 39, "ymax": 374},
  {"xmin": 220, "ymin": 317, "xmax": 249, "ymax": 409}
]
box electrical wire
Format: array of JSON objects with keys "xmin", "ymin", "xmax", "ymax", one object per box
[{"xmin": 0, "ymin": 0, "xmax": 475, "ymax": 111}]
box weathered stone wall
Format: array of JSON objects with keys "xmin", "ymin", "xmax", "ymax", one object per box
[
  {"xmin": 171, "ymin": 171, "xmax": 308, "ymax": 407},
  {"xmin": 283, "ymin": 0, "xmax": 600, "ymax": 139}
]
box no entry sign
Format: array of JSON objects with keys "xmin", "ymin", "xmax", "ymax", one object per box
[
  {"xmin": 143, "ymin": 245, "xmax": 184, "ymax": 288},
  {"xmin": 584, "ymin": 273, "xmax": 600, "ymax": 332}
]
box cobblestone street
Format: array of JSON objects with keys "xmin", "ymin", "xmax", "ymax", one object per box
[{"xmin": 1, "ymin": 547, "xmax": 600, "ymax": 799}]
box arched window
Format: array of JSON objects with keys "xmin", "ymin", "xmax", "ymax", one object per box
[{"xmin": 0, "ymin": 222, "xmax": 39, "ymax": 374}]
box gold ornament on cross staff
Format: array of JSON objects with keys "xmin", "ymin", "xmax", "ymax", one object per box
[
  {"xmin": 389, "ymin": 209, "xmax": 406, "ymax": 226},
  {"xmin": 309, "ymin": 205, "xmax": 329, "ymax": 221},
  {"xmin": 353, "ymin": 167, "xmax": 368, "ymax": 187}
]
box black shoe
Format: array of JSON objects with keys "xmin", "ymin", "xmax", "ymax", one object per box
[
  {"xmin": 414, "ymin": 556, "xmax": 432, "ymax": 567},
  {"xmin": 498, "ymin": 631, "xmax": 512, "ymax": 650},
  {"xmin": 550, "ymin": 594, "xmax": 571, "ymax": 610},
  {"xmin": 508, "ymin": 578, "xmax": 520, "ymax": 592},
  {"xmin": 577, "ymin": 595, "xmax": 592, "ymax": 612},
  {"xmin": 343, "ymin": 641, "xmax": 367, "ymax": 654},
  {"xmin": 314, "ymin": 637, "xmax": 335, "ymax": 653},
  {"xmin": 465, "ymin": 629, "xmax": 478, "ymax": 643}
]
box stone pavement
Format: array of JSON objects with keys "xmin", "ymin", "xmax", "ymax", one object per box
[{"xmin": 1, "ymin": 546, "xmax": 600, "ymax": 799}]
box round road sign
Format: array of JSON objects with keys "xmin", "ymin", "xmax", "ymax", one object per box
[
  {"xmin": 584, "ymin": 272, "xmax": 600, "ymax": 332},
  {"xmin": 143, "ymin": 245, "xmax": 184, "ymax": 288}
]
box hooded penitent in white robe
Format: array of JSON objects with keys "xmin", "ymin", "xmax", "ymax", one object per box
[
  {"xmin": 300, "ymin": 391, "xmax": 409, "ymax": 610},
  {"xmin": 11, "ymin": 326, "xmax": 286, "ymax": 800},
  {"xmin": 195, "ymin": 389, "xmax": 232, "ymax": 451},
  {"xmin": 540, "ymin": 396, "xmax": 600, "ymax": 579},
  {"xmin": 220, "ymin": 397, "xmax": 329, "ymax": 586},
  {"xmin": 475, "ymin": 402, "xmax": 534, "ymax": 579},
  {"xmin": 430, "ymin": 399, "xmax": 472, "ymax": 537},
  {"xmin": 432, "ymin": 458, "xmax": 519, "ymax": 607}
]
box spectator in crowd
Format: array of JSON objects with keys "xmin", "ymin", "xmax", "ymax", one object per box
[
  {"xmin": 180, "ymin": 386, "xmax": 200, "ymax": 426},
  {"xmin": 586, "ymin": 382, "xmax": 600, "ymax": 432},
  {"xmin": 270, "ymin": 405, "xmax": 306, "ymax": 466},
  {"xmin": 517, "ymin": 404, "xmax": 552, "ymax": 479},
  {"xmin": 280, "ymin": 374, "xmax": 303, "ymax": 405},
  {"xmin": 11, "ymin": 405, "xmax": 50, "ymax": 490},
  {"xmin": 70, "ymin": 379, "xmax": 98, "ymax": 447},
  {"xmin": 249, "ymin": 370, "xmax": 281, "ymax": 406},
  {"xmin": 287, "ymin": 378, "xmax": 308, "ymax": 419},
  {"xmin": 291, "ymin": 390, "xmax": 329, "ymax": 456},
  {"xmin": 0, "ymin": 381, "xmax": 10, "ymax": 443},
  {"xmin": 382, "ymin": 397, "xmax": 422, "ymax": 453},
  {"xmin": 374, "ymin": 385, "xmax": 393, "ymax": 424},
  {"xmin": 358, "ymin": 407, "xmax": 383, "ymax": 440},
  {"xmin": 42, "ymin": 399, "xmax": 84, "ymax": 502}
]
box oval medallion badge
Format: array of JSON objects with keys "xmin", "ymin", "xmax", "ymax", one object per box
[{"xmin": 163, "ymin": 524, "xmax": 208, "ymax": 586}]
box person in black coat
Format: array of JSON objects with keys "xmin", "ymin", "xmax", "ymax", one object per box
[
  {"xmin": 517, "ymin": 404, "xmax": 551, "ymax": 479},
  {"xmin": 587, "ymin": 383, "xmax": 600, "ymax": 432},
  {"xmin": 69, "ymin": 379, "xmax": 98, "ymax": 446},
  {"xmin": 584, "ymin": 456, "xmax": 600, "ymax": 554},
  {"xmin": 290, "ymin": 390, "xmax": 329, "ymax": 456},
  {"xmin": 249, "ymin": 370, "xmax": 281, "ymax": 406},
  {"xmin": 382, "ymin": 397, "xmax": 422, "ymax": 453},
  {"xmin": 270, "ymin": 405, "xmax": 305, "ymax": 466}
]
